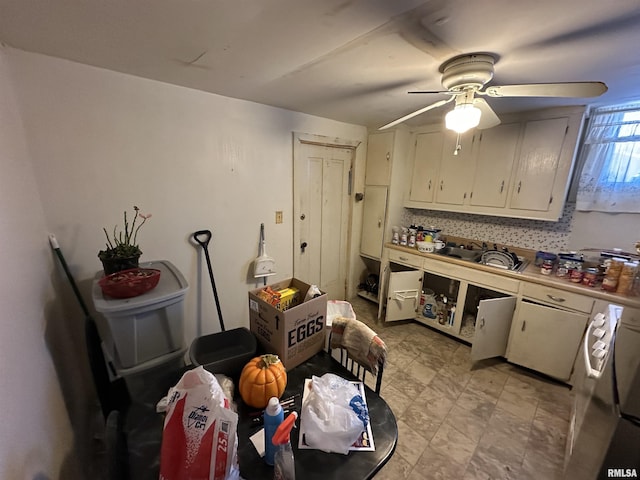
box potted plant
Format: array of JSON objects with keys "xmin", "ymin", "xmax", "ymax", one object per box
[{"xmin": 98, "ymin": 206, "xmax": 151, "ymax": 275}]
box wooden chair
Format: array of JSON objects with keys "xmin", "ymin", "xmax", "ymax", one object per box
[{"xmin": 328, "ymin": 317, "xmax": 387, "ymax": 394}]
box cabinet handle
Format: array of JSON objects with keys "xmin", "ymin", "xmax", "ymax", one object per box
[
  {"xmin": 428, "ymin": 180, "xmax": 431, "ymax": 190},
  {"xmin": 399, "ymin": 256, "xmax": 409, "ymax": 261},
  {"xmin": 463, "ymin": 192, "xmax": 467, "ymax": 199},
  {"xmin": 440, "ymin": 180, "xmax": 444, "ymax": 191},
  {"xmin": 517, "ymin": 181, "xmax": 522, "ymax": 193},
  {"xmin": 479, "ymin": 317, "xmax": 485, "ymax": 329},
  {"xmin": 500, "ymin": 180, "xmax": 504, "ymax": 193},
  {"xmin": 547, "ymin": 294, "xmax": 566, "ymax": 303},
  {"xmin": 378, "ymin": 218, "xmax": 382, "ymax": 227},
  {"xmin": 521, "ymin": 321, "xmax": 526, "ymax": 332},
  {"xmin": 386, "ymin": 152, "xmax": 390, "ymax": 161}
]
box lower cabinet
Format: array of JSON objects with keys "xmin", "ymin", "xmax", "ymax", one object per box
[
  {"xmin": 507, "ymin": 300, "xmax": 589, "ymax": 381},
  {"xmin": 381, "ymin": 247, "xmax": 593, "ymax": 383},
  {"xmin": 384, "ymin": 257, "xmax": 517, "ymax": 363}
]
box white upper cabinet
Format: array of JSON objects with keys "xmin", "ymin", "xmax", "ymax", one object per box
[
  {"xmin": 404, "ymin": 106, "xmax": 586, "ymax": 221},
  {"xmin": 365, "ymin": 131, "xmax": 393, "ymax": 186},
  {"xmin": 408, "ymin": 131, "xmax": 443, "ymax": 203},
  {"xmin": 508, "ymin": 116, "xmax": 569, "ymax": 213},
  {"xmin": 469, "ymin": 123, "xmax": 521, "ymax": 208},
  {"xmin": 435, "ymin": 131, "xmax": 476, "ymax": 206}
]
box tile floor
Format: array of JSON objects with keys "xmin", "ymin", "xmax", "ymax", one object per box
[{"xmin": 349, "ymin": 296, "xmax": 574, "ymax": 480}]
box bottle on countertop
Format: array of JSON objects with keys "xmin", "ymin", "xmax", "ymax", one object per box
[
  {"xmin": 391, "ymin": 226, "xmax": 400, "ymax": 245},
  {"xmin": 264, "ymin": 397, "xmax": 284, "ymax": 465}
]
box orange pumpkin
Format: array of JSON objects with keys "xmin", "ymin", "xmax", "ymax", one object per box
[{"xmin": 239, "ymin": 354, "xmax": 287, "ymax": 409}]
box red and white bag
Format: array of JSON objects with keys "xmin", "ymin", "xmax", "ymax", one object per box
[{"xmin": 158, "ymin": 366, "xmax": 240, "ymax": 480}]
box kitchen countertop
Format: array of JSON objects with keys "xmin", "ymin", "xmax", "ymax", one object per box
[{"xmin": 385, "ymin": 243, "xmax": 640, "ymax": 309}]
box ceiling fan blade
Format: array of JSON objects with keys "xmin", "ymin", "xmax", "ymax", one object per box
[
  {"xmin": 408, "ymin": 90, "xmax": 452, "ymax": 95},
  {"xmin": 378, "ymin": 97, "xmax": 454, "ymax": 130},
  {"xmin": 484, "ymin": 82, "xmax": 607, "ymax": 98},
  {"xmin": 474, "ymin": 98, "xmax": 501, "ymax": 130}
]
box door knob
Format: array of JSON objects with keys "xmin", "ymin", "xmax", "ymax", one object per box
[{"xmin": 300, "ymin": 242, "xmax": 308, "ymax": 253}]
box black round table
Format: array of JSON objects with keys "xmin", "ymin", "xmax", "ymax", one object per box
[{"xmin": 121, "ymin": 350, "xmax": 397, "ymax": 480}]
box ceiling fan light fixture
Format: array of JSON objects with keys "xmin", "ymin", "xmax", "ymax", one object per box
[{"xmin": 445, "ymin": 103, "xmax": 481, "ymax": 133}]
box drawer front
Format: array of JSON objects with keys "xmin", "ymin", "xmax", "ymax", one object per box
[
  {"xmin": 522, "ymin": 282, "xmax": 594, "ymax": 313},
  {"xmin": 424, "ymin": 258, "xmax": 520, "ymax": 294},
  {"xmin": 388, "ymin": 249, "xmax": 423, "ymax": 268}
]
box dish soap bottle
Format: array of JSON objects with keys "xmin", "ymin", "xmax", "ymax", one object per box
[
  {"xmin": 264, "ymin": 397, "xmax": 284, "ymax": 465},
  {"xmin": 272, "ymin": 411, "xmax": 298, "ymax": 480}
]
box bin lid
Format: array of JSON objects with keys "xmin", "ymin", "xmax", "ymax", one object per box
[{"xmin": 92, "ymin": 260, "xmax": 189, "ymax": 313}]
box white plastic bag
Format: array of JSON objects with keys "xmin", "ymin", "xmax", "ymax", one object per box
[
  {"xmin": 300, "ymin": 373, "xmax": 368, "ymax": 454},
  {"xmin": 326, "ymin": 300, "xmax": 356, "ymax": 327},
  {"xmin": 157, "ymin": 366, "xmax": 240, "ymax": 480}
]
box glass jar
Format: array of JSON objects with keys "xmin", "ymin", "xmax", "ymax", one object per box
[
  {"xmin": 570, "ymin": 267, "xmax": 584, "ymax": 283},
  {"xmin": 582, "ymin": 268, "xmax": 599, "ymax": 287},
  {"xmin": 540, "ymin": 259, "xmax": 554, "ymax": 275},
  {"xmin": 616, "ymin": 262, "xmax": 638, "ymax": 295},
  {"xmin": 602, "ymin": 257, "xmax": 626, "ymax": 292},
  {"xmin": 556, "ymin": 260, "xmax": 570, "ymax": 278}
]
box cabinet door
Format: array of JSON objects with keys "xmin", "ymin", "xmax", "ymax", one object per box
[
  {"xmin": 508, "ymin": 300, "xmax": 588, "ymax": 381},
  {"xmin": 385, "ymin": 268, "xmax": 422, "ymax": 322},
  {"xmin": 360, "ymin": 185, "xmax": 387, "ymax": 259},
  {"xmin": 509, "ymin": 117, "xmax": 569, "ymax": 212},
  {"xmin": 471, "ymin": 296, "xmax": 516, "ymax": 362},
  {"xmin": 365, "ymin": 132, "xmax": 393, "ymax": 186},
  {"xmin": 469, "ymin": 123, "xmax": 520, "ymax": 208},
  {"xmin": 408, "ymin": 131, "xmax": 443, "ymax": 203},
  {"xmin": 435, "ymin": 131, "xmax": 476, "ymax": 205}
]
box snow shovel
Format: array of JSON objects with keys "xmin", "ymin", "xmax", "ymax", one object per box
[
  {"xmin": 254, "ymin": 223, "xmax": 276, "ymax": 282},
  {"xmin": 48, "ymin": 234, "xmax": 130, "ymax": 419},
  {"xmin": 189, "ymin": 230, "xmax": 257, "ymax": 379}
]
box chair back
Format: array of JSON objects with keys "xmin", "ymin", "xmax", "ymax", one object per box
[{"xmin": 327, "ymin": 317, "xmax": 387, "ymax": 394}]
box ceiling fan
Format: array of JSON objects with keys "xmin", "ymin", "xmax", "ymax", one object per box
[{"xmin": 379, "ymin": 53, "xmax": 607, "ymax": 132}]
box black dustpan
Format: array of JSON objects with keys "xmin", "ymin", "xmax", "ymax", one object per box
[{"xmin": 189, "ymin": 230, "xmax": 256, "ymax": 379}]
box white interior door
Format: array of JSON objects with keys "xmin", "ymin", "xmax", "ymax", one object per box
[
  {"xmin": 471, "ymin": 296, "xmax": 516, "ymax": 362},
  {"xmin": 293, "ymin": 135, "xmax": 354, "ymax": 300}
]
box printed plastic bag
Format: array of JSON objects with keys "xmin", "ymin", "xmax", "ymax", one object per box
[
  {"xmin": 157, "ymin": 366, "xmax": 240, "ymax": 480},
  {"xmin": 299, "ymin": 373, "xmax": 368, "ymax": 454}
]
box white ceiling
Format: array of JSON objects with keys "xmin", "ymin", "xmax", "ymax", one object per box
[{"xmin": 2, "ymin": 0, "xmax": 640, "ymax": 129}]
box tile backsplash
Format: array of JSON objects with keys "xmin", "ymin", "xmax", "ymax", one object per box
[{"xmin": 403, "ymin": 203, "xmax": 575, "ymax": 252}]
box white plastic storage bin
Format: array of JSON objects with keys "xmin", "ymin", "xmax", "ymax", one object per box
[{"xmin": 92, "ymin": 260, "xmax": 189, "ymax": 368}]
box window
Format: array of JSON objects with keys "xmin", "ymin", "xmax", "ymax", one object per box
[{"xmin": 576, "ymin": 102, "xmax": 640, "ymax": 213}]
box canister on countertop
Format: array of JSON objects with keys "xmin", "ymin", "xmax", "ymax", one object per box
[
  {"xmin": 570, "ymin": 267, "xmax": 584, "ymax": 283},
  {"xmin": 582, "ymin": 268, "xmax": 599, "ymax": 287},
  {"xmin": 392, "ymin": 226, "xmax": 400, "ymax": 245},
  {"xmin": 400, "ymin": 227, "xmax": 408, "ymax": 246},
  {"xmin": 602, "ymin": 257, "xmax": 626, "ymax": 292},
  {"xmin": 540, "ymin": 259, "xmax": 554, "ymax": 275},
  {"xmin": 408, "ymin": 228, "xmax": 417, "ymax": 248},
  {"xmin": 616, "ymin": 262, "xmax": 638, "ymax": 295},
  {"xmin": 556, "ymin": 259, "xmax": 570, "ymax": 278},
  {"xmin": 535, "ymin": 251, "xmax": 557, "ymax": 267}
]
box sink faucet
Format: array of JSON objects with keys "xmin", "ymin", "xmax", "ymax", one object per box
[{"xmin": 466, "ymin": 241, "xmax": 488, "ymax": 251}]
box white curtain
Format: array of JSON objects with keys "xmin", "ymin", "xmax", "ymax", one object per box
[{"xmin": 576, "ymin": 103, "xmax": 640, "ymax": 213}]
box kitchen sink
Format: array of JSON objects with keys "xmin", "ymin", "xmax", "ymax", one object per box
[
  {"xmin": 437, "ymin": 246, "xmax": 482, "ymax": 263},
  {"xmin": 436, "ymin": 245, "xmax": 531, "ymax": 273}
]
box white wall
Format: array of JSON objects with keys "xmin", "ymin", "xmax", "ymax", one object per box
[
  {"xmin": 2, "ymin": 46, "xmax": 368, "ymax": 477},
  {"xmin": 0, "ymin": 50, "xmax": 77, "ymax": 479}
]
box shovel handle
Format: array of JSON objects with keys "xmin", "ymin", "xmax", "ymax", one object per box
[{"xmin": 192, "ymin": 230, "xmax": 212, "ymax": 248}]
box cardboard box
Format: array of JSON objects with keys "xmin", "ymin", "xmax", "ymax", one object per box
[{"xmin": 249, "ymin": 278, "xmax": 327, "ymax": 370}]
